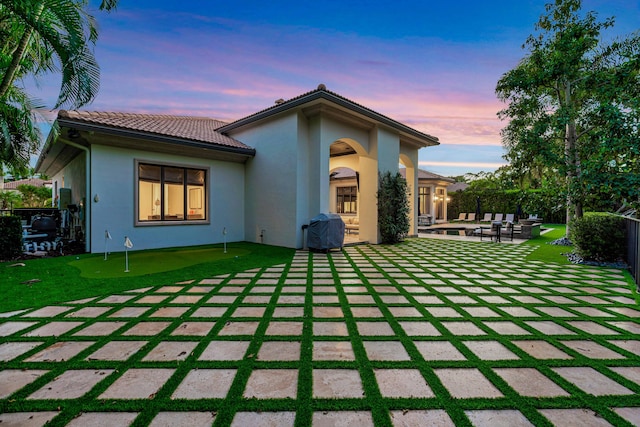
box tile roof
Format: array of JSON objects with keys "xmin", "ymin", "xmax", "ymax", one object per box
[
  {"xmin": 398, "ymin": 167, "xmax": 454, "ymax": 182},
  {"xmin": 57, "ymin": 110, "xmax": 253, "ymax": 151},
  {"xmin": 2, "ymin": 178, "xmax": 52, "ymax": 190},
  {"xmin": 331, "ymin": 167, "xmax": 454, "ymax": 183},
  {"xmin": 219, "ymin": 86, "xmax": 439, "ymax": 145}
]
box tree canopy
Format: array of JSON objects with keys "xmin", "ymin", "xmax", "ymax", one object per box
[
  {"xmin": 0, "ymin": 0, "xmax": 117, "ymax": 170},
  {"xmin": 496, "ymin": 0, "xmax": 640, "ymax": 231}
]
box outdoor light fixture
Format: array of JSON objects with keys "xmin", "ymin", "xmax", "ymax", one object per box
[{"xmin": 94, "ymin": 194, "xmax": 99, "ymax": 203}]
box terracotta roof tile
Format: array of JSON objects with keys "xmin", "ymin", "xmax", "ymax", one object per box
[
  {"xmin": 2, "ymin": 178, "xmax": 51, "ymax": 190},
  {"xmin": 332, "ymin": 167, "xmax": 454, "ymax": 183},
  {"xmin": 220, "ymin": 86, "xmax": 439, "ymax": 145},
  {"xmin": 58, "ymin": 110, "xmax": 252, "ymax": 151}
]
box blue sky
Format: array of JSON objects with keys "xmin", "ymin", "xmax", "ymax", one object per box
[{"xmin": 29, "ymin": 0, "xmax": 640, "ymax": 176}]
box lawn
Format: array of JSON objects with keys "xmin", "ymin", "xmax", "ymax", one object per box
[
  {"xmin": 521, "ymin": 223, "xmax": 572, "ymax": 264},
  {"xmin": 0, "ymin": 226, "xmax": 626, "ymax": 312},
  {"xmin": 0, "ymin": 242, "xmax": 295, "ymax": 312}
]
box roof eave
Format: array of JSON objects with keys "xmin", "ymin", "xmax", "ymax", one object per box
[
  {"xmin": 218, "ymin": 90, "xmax": 439, "ymax": 147},
  {"xmin": 57, "ymin": 118, "xmax": 257, "ymax": 158}
]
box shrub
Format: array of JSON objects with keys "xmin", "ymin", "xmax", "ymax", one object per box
[
  {"xmin": 0, "ymin": 215, "xmax": 23, "ymax": 260},
  {"xmin": 570, "ymin": 213, "xmax": 626, "ymax": 262},
  {"xmin": 377, "ymin": 171, "xmax": 410, "ymax": 244}
]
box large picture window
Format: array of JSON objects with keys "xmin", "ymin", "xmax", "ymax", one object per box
[
  {"xmin": 337, "ymin": 186, "xmax": 357, "ymax": 214},
  {"xmin": 137, "ymin": 162, "xmax": 207, "ymax": 223}
]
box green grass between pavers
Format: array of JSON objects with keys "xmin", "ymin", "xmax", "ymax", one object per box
[
  {"xmin": 0, "ymin": 242, "xmax": 295, "ymax": 312},
  {"xmin": 1, "ymin": 238, "xmax": 640, "ymax": 426}
]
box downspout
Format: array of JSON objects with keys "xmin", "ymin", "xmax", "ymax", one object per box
[{"xmin": 61, "ymin": 139, "xmax": 91, "ymax": 253}]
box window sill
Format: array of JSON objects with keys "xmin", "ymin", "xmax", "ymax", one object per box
[{"xmin": 135, "ymin": 219, "xmax": 210, "ymax": 227}]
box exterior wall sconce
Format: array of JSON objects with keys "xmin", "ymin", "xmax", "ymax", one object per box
[{"xmin": 94, "ymin": 194, "xmax": 99, "ymax": 203}]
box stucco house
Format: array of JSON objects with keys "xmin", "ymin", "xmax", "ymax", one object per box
[
  {"xmin": 329, "ymin": 167, "xmax": 454, "ymax": 226},
  {"xmin": 36, "ymin": 86, "xmax": 439, "ymax": 252}
]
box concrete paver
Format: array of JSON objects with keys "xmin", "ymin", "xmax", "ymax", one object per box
[
  {"xmin": 0, "ymin": 370, "xmax": 49, "ymax": 398},
  {"xmin": 435, "ymin": 368, "xmax": 504, "ymax": 398},
  {"xmin": 171, "ymin": 369, "xmax": 236, "ymax": 399},
  {"xmin": 27, "ymin": 369, "xmax": 113, "ymax": 400}
]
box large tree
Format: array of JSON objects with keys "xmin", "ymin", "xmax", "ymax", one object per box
[
  {"xmin": 0, "ymin": 0, "xmax": 117, "ymax": 170},
  {"xmin": 496, "ymin": 0, "xmax": 640, "ymax": 233}
]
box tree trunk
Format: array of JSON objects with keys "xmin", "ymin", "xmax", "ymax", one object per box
[
  {"xmin": 0, "ymin": 3, "xmax": 45, "ymax": 100},
  {"xmin": 563, "ymin": 80, "xmax": 578, "ymax": 238}
]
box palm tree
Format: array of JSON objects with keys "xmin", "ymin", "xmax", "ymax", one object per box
[{"xmin": 0, "ymin": 0, "xmax": 118, "ymax": 169}]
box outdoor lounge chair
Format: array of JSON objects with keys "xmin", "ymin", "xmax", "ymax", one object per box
[
  {"xmin": 452, "ymin": 212, "xmax": 467, "ymax": 222},
  {"xmin": 479, "ymin": 220, "xmax": 502, "ymax": 242},
  {"xmin": 505, "ymin": 213, "xmax": 515, "ymax": 223},
  {"xmin": 493, "ymin": 213, "xmax": 504, "ymax": 222},
  {"xmin": 480, "ymin": 213, "xmax": 492, "ymax": 222},
  {"xmin": 501, "ymin": 221, "xmax": 516, "ymax": 241},
  {"xmin": 463, "ymin": 213, "xmax": 476, "ymax": 222}
]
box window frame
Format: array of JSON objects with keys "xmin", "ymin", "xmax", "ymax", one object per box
[
  {"xmin": 418, "ymin": 186, "xmax": 431, "ymax": 216},
  {"xmin": 336, "ymin": 185, "xmax": 358, "ymax": 214},
  {"xmin": 134, "ymin": 159, "xmax": 210, "ymax": 226}
]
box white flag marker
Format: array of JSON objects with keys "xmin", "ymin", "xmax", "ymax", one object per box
[
  {"xmin": 104, "ymin": 230, "xmax": 112, "ymax": 260},
  {"xmin": 124, "ymin": 236, "xmax": 133, "ymax": 272},
  {"xmin": 223, "ymin": 227, "xmax": 227, "ymax": 253}
]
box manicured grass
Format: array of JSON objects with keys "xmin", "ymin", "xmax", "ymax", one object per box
[
  {"xmin": 70, "ymin": 247, "xmax": 250, "ymax": 278},
  {"xmin": 0, "ymin": 242, "xmax": 295, "ymax": 312},
  {"xmin": 522, "ymin": 224, "xmax": 572, "ymax": 264}
]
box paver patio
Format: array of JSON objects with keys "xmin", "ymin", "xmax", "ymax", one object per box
[{"xmin": 1, "ymin": 237, "xmax": 640, "ymax": 426}]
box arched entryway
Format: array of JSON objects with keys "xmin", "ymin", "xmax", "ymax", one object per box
[{"xmin": 328, "ymin": 138, "xmax": 372, "ymax": 243}]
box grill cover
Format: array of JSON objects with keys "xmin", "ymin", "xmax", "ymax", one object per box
[{"xmin": 307, "ymin": 213, "xmax": 345, "ymax": 251}]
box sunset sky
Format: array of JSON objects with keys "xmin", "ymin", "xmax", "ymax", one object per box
[{"xmin": 28, "ymin": 0, "xmax": 640, "ymax": 176}]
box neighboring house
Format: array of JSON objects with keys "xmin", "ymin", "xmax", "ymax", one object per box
[
  {"xmin": 446, "ymin": 181, "xmax": 469, "ymax": 193},
  {"xmin": 330, "ymin": 167, "xmax": 454, "ymax": 223},
  {"xmin": 2, "ymin": 178, "xmax": 53, "ymax": 191},
  {"xmin": 36, "ymin": 86, "xmax": 439, "ymax": 252}
]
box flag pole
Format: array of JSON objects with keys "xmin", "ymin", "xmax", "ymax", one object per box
[
  {"xmin": 124, "ymin": 236, "xmax": 133, "ymax": 272},
  {"xmin": 223, "ymin": 227, "xmax": 227, "ymax": 253},
  {"xmin": 104, "ymin": 230, "xmax": 112, "ymax": 260}
]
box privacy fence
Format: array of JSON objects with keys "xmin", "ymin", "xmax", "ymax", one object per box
[{"xmin": 625, "ymin": 217, "xmax": 640, "ymax": 289}]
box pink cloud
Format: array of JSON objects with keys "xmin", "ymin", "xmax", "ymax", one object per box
[{"xmin": 420, "ymin": 160, "xmax": 507, "ymax": 168}]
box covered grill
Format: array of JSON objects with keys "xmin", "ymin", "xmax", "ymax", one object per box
[
  {"xmin": 307, "ymin": 213, "xmax": 345, "ymax": 252},
  {"xmin": 30, "ymin": 216, "xmax": 57, "ymax": 241}
]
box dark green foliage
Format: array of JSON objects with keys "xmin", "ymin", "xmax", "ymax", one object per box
[
  {"xmin": 570, "ymin": 212, "xmax": 626, "ymax": 262},
  {"xmin": 16, "ymin": 184, "xmax": 52, "ymax": 207},
  {"xmin": 0, "ymin": 215, "xmax": 22, "ymax": 260},
  {"xmin": 496, "ymin": 0, "xmax": 640, "ymax": 226},
  {"xmin": 377, "ymin": 171, "xmax": 410, "ymax": 244},
  {"xmin": 448, "ymin": 189, "xmax": 566, "ymax": 223}
]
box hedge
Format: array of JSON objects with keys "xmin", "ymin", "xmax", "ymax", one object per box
[
  {"xmin": 570, "ymin": 212, "xmax": 626, "ymax": 263},
  {"xmin": 447, "ymin": 189, "xmax": 566, "ymax": 223},
  {"xmin": 0, "ymin": 215, "xmax": 23, "ymax": 260}
]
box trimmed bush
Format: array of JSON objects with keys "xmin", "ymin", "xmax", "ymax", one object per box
[
  {"xmin": 570, "ymin": 213, "xmax": 626, "ymax": 262},
  {"xmin": 447, "ymin": 188, "xmax": 566, "ymax": 223},
  {"xmin": 0, "ymin": 215, "xmax": 23, "ymax": 260},
  {"xmin": 378, "ymin": 171, "xmax": 410, "ymax": 244}
]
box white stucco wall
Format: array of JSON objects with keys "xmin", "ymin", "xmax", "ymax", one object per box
[
  {"xmin": 88, "ymin": 144, "xmax": 245, "ymax": 253},
  {"xmin": 230, "ymin": 113, "xmax": 300, "ymax": 248},
  {"xmin": 228, "ymin": 108, "xmax": 424, "ymax": 248},
  {"xmin": 52, "ymin": 152, "xmax": 86, "ymax": 209}
]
